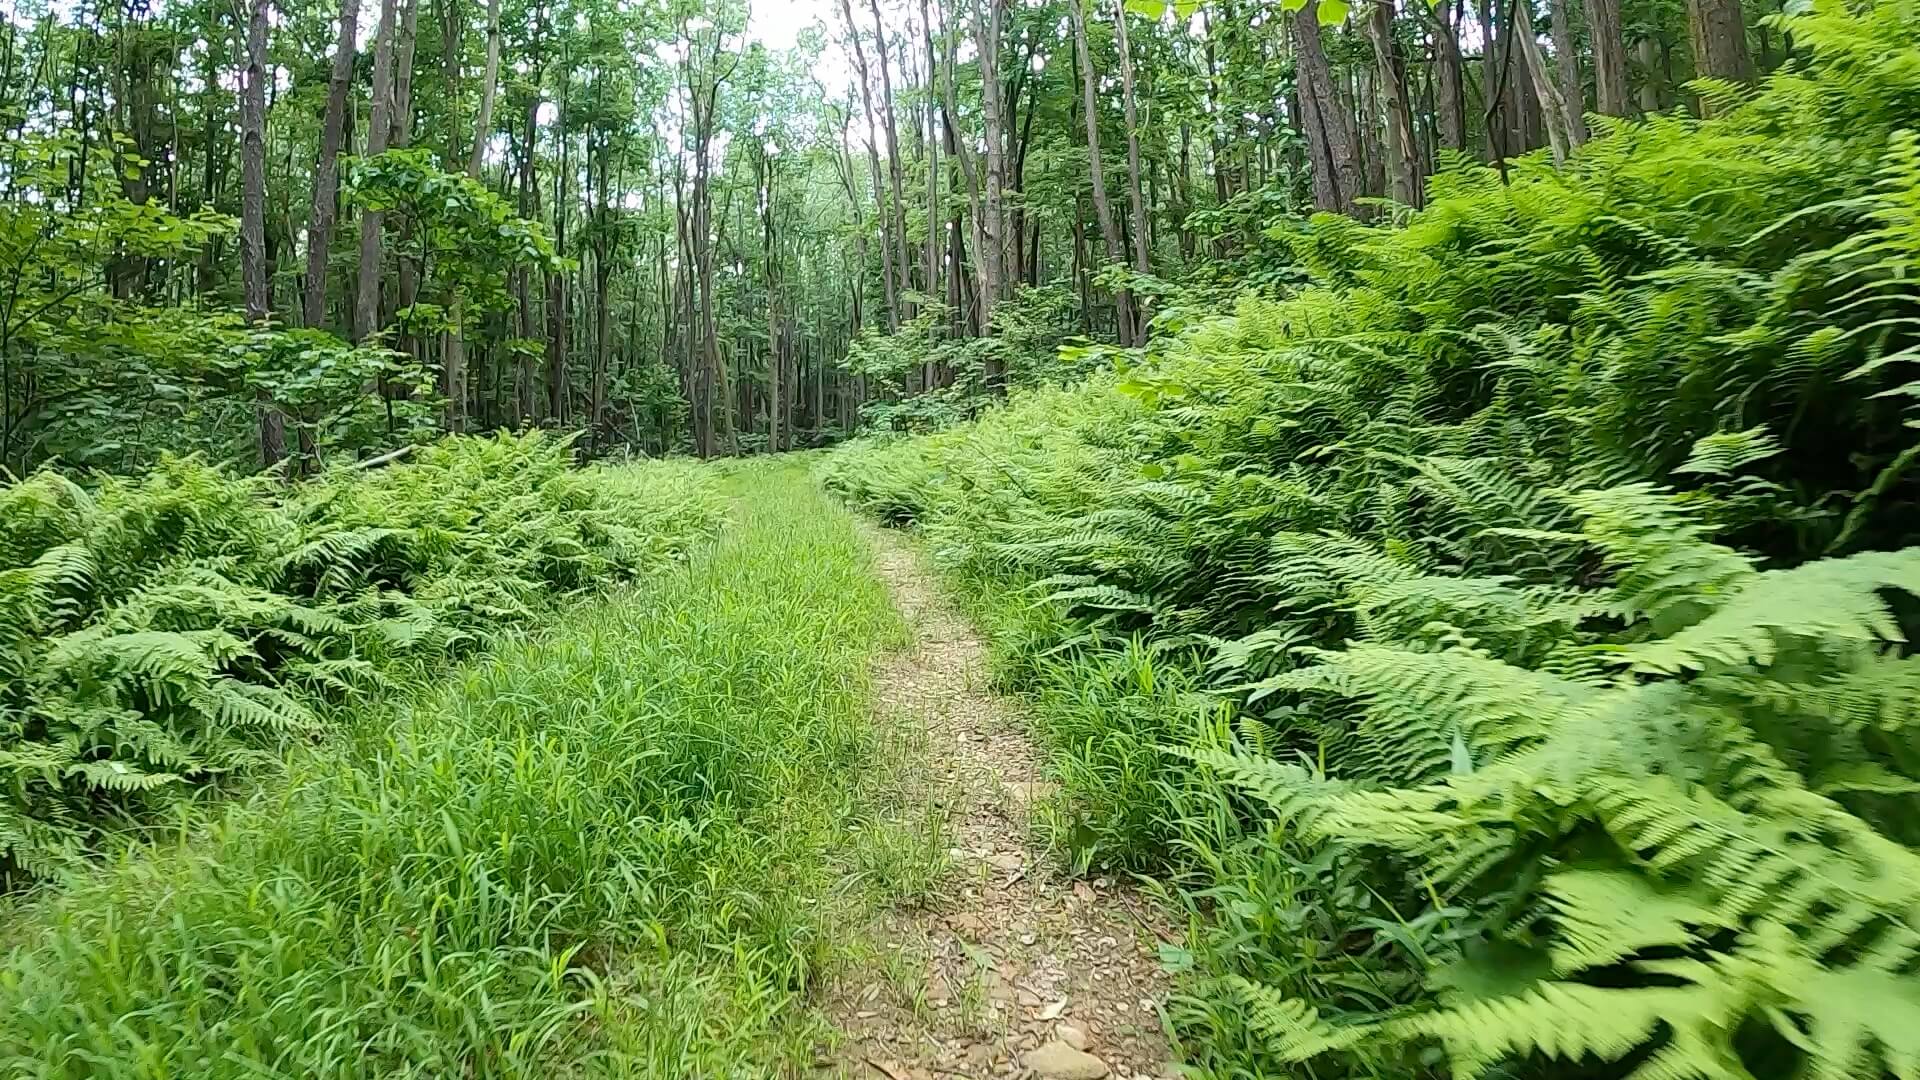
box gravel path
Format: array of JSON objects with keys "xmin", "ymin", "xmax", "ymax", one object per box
[{"xmin": 820, "ymin": 527, "xmax": 1177, "ymax": 1080}]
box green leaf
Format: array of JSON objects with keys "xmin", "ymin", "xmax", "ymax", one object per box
[
  {"xmin": 1316, "ymin": 0, "xmax": 1350, "ymax": 24},
  {"xmin": 1125, "ymin": 0, "xmax": 1168, "ymax": 17}
]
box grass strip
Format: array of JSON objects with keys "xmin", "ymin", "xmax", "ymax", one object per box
[{"xmin": 0, "ymin": 462, "xmax": 906, "ymax": 1078}]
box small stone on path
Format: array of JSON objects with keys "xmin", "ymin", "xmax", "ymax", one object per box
[{"xmin": 1024, "ymin": 1039, "xmax": 1110, "ymax": 1079}]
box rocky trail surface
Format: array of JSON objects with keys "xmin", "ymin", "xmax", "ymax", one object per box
[{"xmin": 820, "ymin": 528, "xmax": 1178, "ymax": 1080}]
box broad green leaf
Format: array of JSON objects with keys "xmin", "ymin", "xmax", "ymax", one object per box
[
  {"xmin": 1125, "ymin": 0, "xmax": 1168, "ymax": 17},
  {"xmin": 1316, "ymin": 0, "xmax": 1350, "ymax": 24}
]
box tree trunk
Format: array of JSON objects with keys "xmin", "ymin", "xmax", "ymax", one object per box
[
  {"xmin": 870, "ymin": 0, "xmax": 914, "ymax": 313},
  {"xmin": 1367, "ymin": 0, "xmax": 1423, "ymax": 207},
  {"xmin": 353, "ymin": 0, "xmax": 399, "ymax": 342},
  {"xmin": 1292, "ymin": 2, "xmax": 1360, "ymax": 215},
  {"xmin": 1687, "ymin": 0, "xmax": 1752, "ymax": 112},
  {"xmin": 1511, "ymin": 0, "xmax": 1577, "ymax": 165},
  {"xmin": 1432, "ymin": 0, "xmax": 1468, "ymax": 152},
  {"xmin": 240, "ymin": 0, "xmax": 282, "ymax": 467},
  {"xmin": 1635, "ymin": 36, "xmax": 1662, "ymax": 112},
  {"xmin": 1111, "ymin": 2, "xmax": 1152, "ymax": 277},
  {"xmin": 1550, "ymin": 0, "xmax": 1589, "ymax": 144},
  {"xmin": 919, "ymin": 0, "xmax": 942, "ymax": 329},
  {"xmin": 470, "ymin": 0, "xmax": 502, "ymax": 175},
  {"xmin": 1069, "ymin": 0, "xmax": 1136, "ymax": 345},
  {"xmin": 973, "ymin": 0, "xmax": 1009, "ymax": 362},
  {"xmin": 841, "ymin": 0, "xmax": 900, "ymax": 332},
  {"xmin": 303, "ymin": 0, "xmax": 358, "ymax": 332},
  {"xmin": 1586, "ymin": 0, "xmax": 1630, "ymax": 116}
]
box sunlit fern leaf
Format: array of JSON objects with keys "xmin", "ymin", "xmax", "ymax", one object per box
[
  {"xmin": 1165, "ymin": 744, "xmax": 1360, "ymax": 833},
  {"xmin": 1226, "ymin": 976, "xmax": 1368, "ymax": 1059},
  {"xmin": 1675, "ymin": 426, "xmax": 1783, "ymax": 477},
  {"xmin": 194, "ymin": 679, "xmax": 319, "ymax": 734},
  {"xmin": 1621, "ymin": 548, "xmax": 1920, "ymax": 674},
  {"xmin": 62, "ymin": 759, "xmax": 185, "ymax": 793},
  {"xmin": 1542, "ymin": 869, "xmax": 1725, "ymax": 974}
]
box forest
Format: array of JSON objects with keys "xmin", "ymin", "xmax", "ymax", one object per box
[{"xmin": 4, "ymin": 0, "xmax": 1919, "ymax": 1073}]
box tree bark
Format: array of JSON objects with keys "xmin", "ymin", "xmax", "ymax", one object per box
[
  {"xmin": 353, "ymin": 0, "xmax": 399, "ymax": 343},
  {"xmin": 1549, "ymin": 0, "xmax": 1589, "ymax": 144},
  {"xmin": 870, "ymin": 0, "xmax": 915, "ymax": 314},
  {"xmin": 1586, "ymin": 0, "xmax": 1630, "ymax": 116},
  {"xmin": 240, "ymin": 0, "xmax": 282, "ymax": 467},
  {"xmin": 1111, "ymin": 2, "xmax": 1151, "ymax": 276},
  {"xmin": 1511, "ymin": 0, "xmax": 1577, "ymax": 165},
  {"xmin": 1291, "ymin": 2, "xmax": 1360, "ymax": 215},
  {"xmin": 302, "ymin": 0, "xmax": 358, "ymax": 332},
  {"xmin": 1366, "ymin": 0, "xmax": 1423, "ymax": 207},
  {"xmin": 1068, "ymin": 0, "xmax": 1136, "ymax": 345},
  {"xmin": 972, "ymin": 0, "xmax": 1009, "ymax": 360},
  {"xmin": 1687, "ymin": 0, "xmax": 1752, "ymax": 113},
  {"xmin": 841, "ymin": 0, "xmax": 900, "ymax": 332},
  {"xmin": 919, "ymin": 0, "xmax": 942, "ymax": 329},
  {"xmin": 1635, "ymin": 36, "xmax": 1662, "ymax": 112},
  {"xmin": 1431, "ymin": 0, "xmax": 1468, "ymax": 152},
  {"xmin": 470, "ymin": 0, "xmax": 502, "ymax": 175}
]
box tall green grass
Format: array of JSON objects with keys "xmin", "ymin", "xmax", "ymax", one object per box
[{"xmin": 0, "ymin": 463, "xmax": 906, "ymax": 1077}]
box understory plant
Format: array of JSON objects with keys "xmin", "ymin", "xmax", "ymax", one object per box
[
  {"xmin": 823, "ymin": 0, "xmax": 1920, "ymax": 1075},
  {"xmin": 0, "ymin": 432, "xmax": 723, "ymax": 882}
]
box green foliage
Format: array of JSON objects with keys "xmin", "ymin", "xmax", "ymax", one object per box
[
  {"xmin": 0, "ymin": 432, "xmax": 723, "ymax": 882},
  {"xmin": 840, "ymin": 287, "xmax": 1101, "ymax": 432},
  {"xmin": 345, "ymin": 149, "xmax": 566, "ymax": 314},
  {"xmin": 0, "ymin": 465, "xmax": 904, "ymax": 1078},
  {"xmin": 822, "ymin": 3, "xmax": 1920, "ymax": 1076}
]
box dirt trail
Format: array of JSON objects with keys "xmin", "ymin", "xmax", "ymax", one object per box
[{"xmin": 822, "ymin": 527, "xmax": 1177, "ymax": 1080}]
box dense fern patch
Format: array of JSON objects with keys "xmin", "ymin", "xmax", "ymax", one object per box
[
  {"xmin": 823, "ymin": 2, "xmax": 1920, "ymax": 1076},
  {"xmin": 0, "ymin": 433, "xmax": 723, "ymax": 882}
]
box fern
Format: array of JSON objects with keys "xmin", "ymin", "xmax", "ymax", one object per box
[{"xmin": 0, "ymin": 434, "xmax": 725, "ymax": 881}]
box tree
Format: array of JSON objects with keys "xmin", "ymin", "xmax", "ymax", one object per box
[
  {"xmin": 303, "ymin": 0, "xmax": 359, "ymax": 333},
  {"xmin": 1068, "ymin": 0, "xmax": 1135, "ymax": 344},
  {"xmin": 239, "ymin": 0, "xmax": 282, "ymax": 468},
  {"xmin": 1688, "ymin": 0, "xmax": 1753, "ymax": 110},
  {"xmin": 1291, "ymin": 0, "xmax": 1360, "ymax": 215},
  {"xmin": 1587, "ymin": 0, "xmax": 1631, "ymax": 116}
]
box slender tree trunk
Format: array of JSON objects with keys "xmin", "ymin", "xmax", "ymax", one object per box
[
  {"xmin": 1111, "ymin": 2, "xmax": 1151, "ymax": 278},
  {"xmin": 1586, "ymin": 0, "xmax": 1630, "ymax": 116},
  {"xmin": 1068, "ymin": 0, "xmax": 1135, "ymax": 345},
  {"xmin": 973, "ymin": 0, "xmax": 1009, "ymax": 361},
  {"xmin": 470, "ymin": 0, "xmax": 502, "ymax": 175},
  {"xmin": 1292, "ymin": 2, "xmax": 1360, "ymax": 215},
  {"xmin": 1635, "ymin": 36, "xmax": 1662, "ymax": 112},
  {"xmin": 1366, "ymin": 0, "xmax": 1423, "ymax": 207},
  {"xmin": 1512, "ymin": 0, "xmax": 1577, "ymax": 164},
  {"xmin": 303, "ymin": 0, "xmax": 358, "ymax": 332},
  {"xmin": 1432, "ymin": 0, "xmax": 1468, "ymax": 152},
  {"xmin": 353, "ymin": 0, "xmax": 399, "ymax": 343},
  {"xmin": 841, "ymin": 0, "xmax": 900, "ymax": 332},
  {"xmin": 1550, "ymin": 0, "xmax": 1589, "ymax": 144},
  {"xmin": 240, "ymin": 0, "xmax": 282, "ymax": 467},
  {"xmin": 920, "ymin": 0, "xmax": 941, "ymax": 329},
  {"xmin": 870, "ymin": 0, "xmax": 914, "ymax": 313}
]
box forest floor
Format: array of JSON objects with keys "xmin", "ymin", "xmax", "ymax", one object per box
[{"xmin": 818, "ymin": 525, "xmax": 1178, "ymax": 1080}]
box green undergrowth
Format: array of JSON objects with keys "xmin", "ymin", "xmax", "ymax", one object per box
[
  {"xmin": 1, "ymin": 432, "xmax": 725, "ymax": 882},
  {"xmin": 821, "ymin": 3, "xmax": 1920, "ymax": 1077},
  {"xmin": 0, "ymin": 463, "xmax": 920, "ymax": 1077}
]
